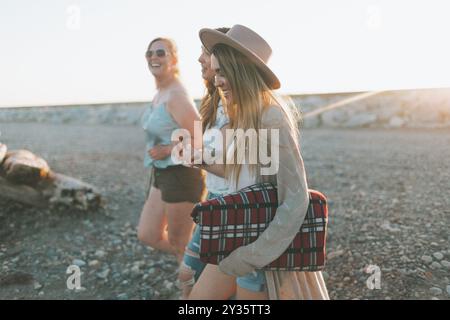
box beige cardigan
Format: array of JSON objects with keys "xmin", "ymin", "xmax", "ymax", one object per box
[{"xmin": 218, "ymin": 106, "xmax": 330, "ymax": 300}]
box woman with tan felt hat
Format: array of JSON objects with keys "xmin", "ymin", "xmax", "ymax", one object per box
[{"xmin": 189, "ymin": 24, "xmax": 329, "ymax": 300}]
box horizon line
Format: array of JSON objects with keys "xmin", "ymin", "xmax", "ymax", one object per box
[{"xmin": 1, "ymin": 86, "xmax": 449, "ymax": 109}]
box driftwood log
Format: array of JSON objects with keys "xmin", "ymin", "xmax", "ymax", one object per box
[{"xmin": 0, "ymin": 143, "xmax": 103, "ymax": 210}]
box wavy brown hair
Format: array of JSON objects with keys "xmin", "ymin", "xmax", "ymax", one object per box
[{"xmin": 198, "ymin": 28, "xmax": 230, "ymax": 133}]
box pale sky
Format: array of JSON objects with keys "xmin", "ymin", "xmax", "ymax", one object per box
[{"xmin": 1, "ymin": 0, "xmax": 450, "ymax": 107}]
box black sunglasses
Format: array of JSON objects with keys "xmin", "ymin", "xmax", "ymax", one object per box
[{"xmin": 145, "ymin": 49, "xmax": 168, "ymax": 58}]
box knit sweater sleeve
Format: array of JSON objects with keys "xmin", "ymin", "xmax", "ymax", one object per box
[{"xmin": 218, "ymin": 107, "xmax": 310, "ymax": 276}]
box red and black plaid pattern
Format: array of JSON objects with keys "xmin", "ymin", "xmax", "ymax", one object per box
[{"xmin": 191, "ymin": 182, "xmax": 328, "ymax": 271}]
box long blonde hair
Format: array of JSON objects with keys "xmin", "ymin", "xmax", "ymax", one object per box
[{"xmin": 211, "ymin": 44, "xmax": 301, "ymax": 185}]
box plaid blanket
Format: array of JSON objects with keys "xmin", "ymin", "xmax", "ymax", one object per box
[{"xmin": 191, "ymin": 182, "xmax": 328, "ymax": 271}]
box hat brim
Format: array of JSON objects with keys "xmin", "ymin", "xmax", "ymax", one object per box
[{"xmin": 199, "ymin": 28, "xmax": 280, "ymax": 90}]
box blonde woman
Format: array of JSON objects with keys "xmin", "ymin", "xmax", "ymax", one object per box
[
  {"xmin": 138, "ymin": 37, "xmax": 206, "ymax": 263},
  {"xmin": 189, "ymin": 25, "xmax": 329, "ymax": 300}
]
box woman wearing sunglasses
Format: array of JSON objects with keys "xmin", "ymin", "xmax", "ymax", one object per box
[
  {"xmin": 138, "ymin": 37, "xmax": 206, "ymax": 263},
  {"xmin": 188, "ymin": 25, "xmax": 329, "ymax": 300}
]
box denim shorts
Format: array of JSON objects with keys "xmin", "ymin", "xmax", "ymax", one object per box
[
  {"xmin": 236, "ymin": 270, "xmax": 266, "ymax": 293},
  {"xmin": 182, "ymin": 192, "xmax": 221, "ymax": 282},
  {"xmin": 183, "ymin": 224, "xmax": 206, "ymax": 282},
  {"xmin": 182, "ymin": 192, "xmax": 267, "ymax": 292}
]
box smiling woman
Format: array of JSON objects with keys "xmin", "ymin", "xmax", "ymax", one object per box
[
  {"xmin": 137, "ymin": 37, "xmax": 206, "ymax": 266},
  {"xmin": 145, "ymin": 38, "xmax": 180, "ymax": 79}
]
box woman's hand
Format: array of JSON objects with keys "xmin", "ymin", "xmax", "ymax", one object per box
[
  {"xmin": 176, "ymin": 144, "xmax": 203, "ymax": 168},
  {"xmin": 148, "ymin": 144, "xmax": 172, "ymax": 160}
]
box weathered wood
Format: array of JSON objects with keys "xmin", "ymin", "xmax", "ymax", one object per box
[
  {"xmin": 0, "ymin": 172, "xmax": 103, "ymax": 210},
  {"xmin": 46, "ymin": 172, "xmax": 103, "ymax": 210},
  {"xmin": 0, "ymin": 148, "xmax": 103, "ymax": 211},
  {"xmin": 2, "ymin": 149, "xmax": 50, "ymax": 185},
  {"xmin": 0, "ymin": 175, "xmax": 47, "ymax": 207}
]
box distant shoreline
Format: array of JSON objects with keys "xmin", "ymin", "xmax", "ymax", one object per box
[
  {"xmin": 2, "ymin": 86, "xmax": 450, "ymax": 109},
  {"xmin": 1, "ymin": 88, "xmax": 449, "ymax": 129}
]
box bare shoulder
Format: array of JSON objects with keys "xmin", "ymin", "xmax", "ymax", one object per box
[{"xmin": 166, "ymin": 85, "xmax": 196, "ymax": 113}]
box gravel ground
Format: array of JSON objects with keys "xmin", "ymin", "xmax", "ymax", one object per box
[{"xmin": 0, "ymin": 123, "xmax": 449, "ymax": 300}]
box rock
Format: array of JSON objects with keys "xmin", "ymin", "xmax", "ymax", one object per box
[
  {"xmin": 96, "ymin": 269, "xmax": 110, "ymax": 279},
  {"xmin": 380, "ymin": 220, "xmax": 401, "ymax": 232},
  {"xmin": 34, "ymin": 282, "xmax": 42, "ymax": 290},
  {"xmin": 130, "ymin": 265, "xmax": 141, "ymax": 276},
  {"xmin": 95, "ymin": 250, "xmax": 106, "ymax": 258},
  {"xmin": 400, "ymin": 256, "xmax": 410, "ymax": 263},
  {"xmin": 431, "ymin": 242, "xmax": 439, "ymax": 247},
  {"xmin": 72, "ymin": 259, "xmax": 86, "ymax": 267},
  {"xmin": 163, "ymin": 280, "xmax": 174, "ymax": 291},
  {"xmin": 430, "ymin": 262, "xmax": 442, "ymax": 269},
  {"xmin": 431, "ymin": 297, "xmax": 440, "ymax": 300},
  {"xmin": 88, "ymin": 260, "xmax": 100, "ymax": 267},
  {"xmin": 441, "ymin": 260, "xmax": 450, "ymax": 268},
  {"xmin": 433, "ymin": 252, "xmax": 444, "ymax": 260},
  {"xmin": 446, "ymin": 285, "xmax": 450, "ymax": 296},
  {"xmin": 327, "ymin": 250, "xmax": 345, "ymax": 260},
  {"xmin": 421, "ymin": 255, "xmax": 433, "ymax": 264},
  {"xmin": 112, "ymin": 239, "xmax": 122, "ymax": 245},
  {"xmin": 429, "ymin": 287, "xmax": 442, "ymax": 295},
  {"xmin": 117, "ymin": 293, "xmax": 128, "ymax": 300}
]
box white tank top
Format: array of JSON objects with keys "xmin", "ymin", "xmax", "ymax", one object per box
[{"xmin": 203, "ymin": 104, "xmax": 229, "ymax": 195}]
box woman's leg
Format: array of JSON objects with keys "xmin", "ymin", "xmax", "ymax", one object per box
[
  {"xmin": 165, "ymin": 201, "xmax": 196, "ymax": 262},
  {"xmin": 178, "ymin": 225, "xmax": 206, "ymax": 299},
  {"xmin": 189, "ymin": 264, "xmax": 236, "ymax": 300},
  {"xmin": 137, "ymin": 187, "xmax": 176, "ymax": 255}
]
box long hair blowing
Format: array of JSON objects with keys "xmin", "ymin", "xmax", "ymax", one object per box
[{"xmin": 211, "ymin": 44, "xmax": 301, "ymax": 184}]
